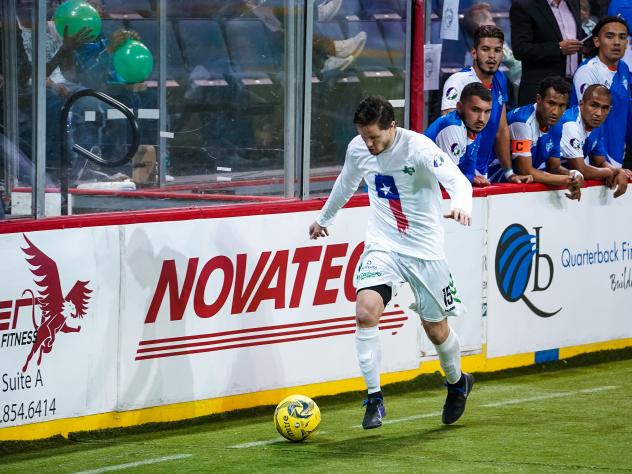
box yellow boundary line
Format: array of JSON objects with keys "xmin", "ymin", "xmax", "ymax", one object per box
[{"xmin": 2, "ymin": 337, "xmax": 631, "ymax": 441}]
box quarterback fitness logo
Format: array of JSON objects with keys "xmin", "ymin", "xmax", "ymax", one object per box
[
  {"xmin": 20, "ymin": 235, "xmax": 92, "ymax": 372},
  {"xmin": 495, "ymin": 224, "xmax": 561, "ymax": 318}
]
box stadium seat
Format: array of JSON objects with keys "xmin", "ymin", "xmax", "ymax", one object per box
[
  {"xmin": 430, "ymin": 18, "xmax": 469, "ymax": 69},
  {"xmin": 379, "ymin": 20, "xmax": 406, "ymax": 71},
  {"xmin": 126, "ymin": 19, "xmax": 188, "ymax": 84},
  {"xmin": 360, "ymin": 0, "xmax": 402, "ymax": 20},
  {"xmin": 223, "ymin": 19, "xmax": 281, "ymax": 82},
  {"xmin": 177, "ymin": 19, "xmax": 233, "ymax": 83},
  {"xmin": 104, "ymin": 0, "xmax": 154, "ymax": 18},
  {"xmin": 339, "ymin": 0, "xmax": 363, "ymax": 20},
  {"xmin": 345, "ymin": 20, "xmax": 394, "ymax": 74}
]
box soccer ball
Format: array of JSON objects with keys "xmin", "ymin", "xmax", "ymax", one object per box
[{"xmin": 273, "ymin": 394, "xmax": 321, "ymax": 442}]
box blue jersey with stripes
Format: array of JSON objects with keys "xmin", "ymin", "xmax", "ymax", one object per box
[
  {"xmin": 441, "ymin": 67, "xmax": 508, "ymax": 175},
  {"xmin": 424, "ymin": 111, "xmax": 480, "ymax": 181},
  {"xmin": 571, "ymin": 56, "xmax": 631, "ymax": 165},
  {"xmin": 559, "ymin": 106, "xmax": 607, "ymax": 162},
  {"xmin": 506, "ymin": 103, "xmax": 562, "ymax": 170}
]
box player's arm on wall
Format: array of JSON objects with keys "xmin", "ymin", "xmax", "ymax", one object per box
[{"xmin": 498, "ymin": 105, "xmax": 532, "ymax": 183}]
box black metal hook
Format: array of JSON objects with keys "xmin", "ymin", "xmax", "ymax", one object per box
[{"xmin": 60, "ymin": 89, "xmax": 140, "ymax": 215}]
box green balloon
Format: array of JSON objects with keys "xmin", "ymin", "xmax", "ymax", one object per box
[
  {"xmin": 112, "ymin": 40, "xmax": 154, "ymax": 84},
  {"xmin": 54, "ymin": 0, "xmax": 102, "ymax": 39}
]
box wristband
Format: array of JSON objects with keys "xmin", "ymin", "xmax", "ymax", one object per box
[{"xmin": 503, "ymin": 168, "xmax": 515, "ymax": 179}]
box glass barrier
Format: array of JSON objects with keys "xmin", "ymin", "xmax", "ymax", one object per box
[
  {"xmin": 1, "ymin": 1, "xmax": 414, "ymax": 218},
  {"xmin": 308, "ymin": 0, "xmax": 408, "ymax": 197},
  {"xmin": 1, "ymin": 2, "xmax": 38, "ymax": 218}
]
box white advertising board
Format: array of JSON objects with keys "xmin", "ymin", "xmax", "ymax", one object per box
[
  {"xmin": 487, "ymin": 187, "xmax": 632, "ymax": 357},
  {"xmin": 0, "ymin": 228, "xmax": 120, "ymax": 428},
  {"xmin": 118, "ymin": 208, "xmax": 421, "ymax": 409}
]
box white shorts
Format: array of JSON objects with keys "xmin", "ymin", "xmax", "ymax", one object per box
[{"xmin": 355, "ymin": 248, "xmax": 466, "ymax": 323}]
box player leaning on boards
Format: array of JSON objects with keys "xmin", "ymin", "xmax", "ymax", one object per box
[
  {"xmin": 560, "ymin": 84, "xmax": 628, "ymax": 197},
  {"xmin": 424, "ymin": 82, "xmax": 493, "ymax": 186},
  {"xmin": 309, "ymin": 97, "xmax": 474, "ymax": 430},
  {"xmin": 505, "ymin": 76, "xmax": 584, "ymax": 200}
]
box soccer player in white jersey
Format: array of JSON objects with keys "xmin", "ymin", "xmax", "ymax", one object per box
[
  {"xmin": 309, "ymin": 97, "xmax": 474, "ymax": 429},
  {"xmin": 441, "ymin": 25, "xmax": 532, "ymax": 184},
  {"xmin": 506, "ymin": 76, "xmax": 583, "ymax": 199},
  {"xmin": 561, "ymin": 84, "xmax": 628, "ymax": 197},
  {"xmin": 572, "ymin": 16, "xmax": 632, "ymax": 171}
]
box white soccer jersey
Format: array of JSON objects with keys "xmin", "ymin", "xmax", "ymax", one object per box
[
  {"xmin": 441, "ymin": 68, "xmax": 480, "ymax": 111},
  {"xmin": 316, "ymin": 128, "xmax": 473, "ymax": 260},
  {"xmin": 572, "ymin": 57, "xmax": 617, "ymax": 102}
]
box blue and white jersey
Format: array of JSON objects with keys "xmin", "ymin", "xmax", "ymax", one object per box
[
  {"xmin": 424, "ymin": 111, "xmax": 480, "ymax": 181},
  {"xmin": 571, "ymin": 56, "xmax": 631, "ymax": 166},
  {"xmin": 441, "ymin": 66, "xmax": 508, "ymax": 175},
  {"xmin": 559, "ymin": 106, "xmax": 607, "ymax": 163},
  {"xmin": 506, "ymin": 103, "xmax": 562, "ymax": 170}
]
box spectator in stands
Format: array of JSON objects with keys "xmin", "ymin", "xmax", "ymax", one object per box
[
  {"xmin": 425, "ymin": 82, "xmax": 492, "ymax": 186},
  {"xmin": 242, "ymin": 0, "xmax": 366, "ymax": 73},
  {"xmin": 501, "ymin": 76, "xmax": 583, "ymax": 199},
  {"xmin": 572, "ymin": 16, "xmax": 632, "ymax": 169},
  {"xmin": 580, "ymin": 0, "xmax": 598, "ymax": 36},
  {"xmin": 560, "ymin": 84, "xmax": 628, "ymax": 196},
  {"xmin": 462, "ymin": 3, "xmax": 522, "ymax": 89},
  {"xmin": 510, "ymin": 0, "xmax": 583, "ymax": 105},
  {"xmin": 441, "ymin": 25, "xmax": 532, "ymax": 184}
]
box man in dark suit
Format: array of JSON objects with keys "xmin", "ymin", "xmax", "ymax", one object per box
[{"xmin": 511, "ymin": 0, "xmax": 583, "ymax": 105}]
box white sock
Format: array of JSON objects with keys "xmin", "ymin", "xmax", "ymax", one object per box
[
  {"xmin": 434, "ymin": 328, "xmax": 462, "ymax": 384},
  {"xmin": 355, "ymin": 326, "xmax": 382, "ymax": 394}
]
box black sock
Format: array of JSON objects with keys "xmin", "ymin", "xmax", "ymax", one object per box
[{"xmin": 368, "ymin": 390, "xmax": 383, "ymax": 400}]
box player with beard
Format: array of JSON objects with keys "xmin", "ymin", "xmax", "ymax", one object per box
[
  {"xmin": 425, "ymin": 82, "xmax": 492, "ymax": 185},
  {"xmin": 561, "ymin": 84, "xmax": 628, "ymax": 197},
  {"xmin": 572, "ymin": 16, "xmax": 632, "ymax": 172},
  {"xmin": 441, "ymin": 25, "xmax": 532, "ymax": 184},
  {"xmin": 309, "ymin": 96, "xmax": 475, "ymax": 430},
  {"xmin": 489, "ymin": 76, "xmax": 584, "ymax": 198}
]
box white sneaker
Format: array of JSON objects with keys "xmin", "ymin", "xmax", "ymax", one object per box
[
  {"xmin": 317, "ymin": 0, "xmax": 343, "ymax": 21},
  {"xmin": 321, "ymin": 55, "xmax": 355, "ymax": 72},
  {"xmin": 334, "ymin": 31, "xmax": 367, "ymax": 58}
]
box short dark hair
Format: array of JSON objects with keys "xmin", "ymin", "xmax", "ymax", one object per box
[
  {"xmin": 585, "ymin": 16, "xmax": 629, "ymax": 58},
  {"xmin": 582, "ymin": 83, "xmax": 612, "ymax": 103},
  {"xmin": 353, "ymin": 96, "xmax": 395, "ymax": 129},
  {"xmin": 460, "ymin": 82, "xmax": 492, "ymax": 104},
  {"xmin": 473, "ymin": 24, "xmax": 504, "ymax": 48},
  {"xmin": 536, "ymin": 76, "xmax": 571, "ymax": 99}
]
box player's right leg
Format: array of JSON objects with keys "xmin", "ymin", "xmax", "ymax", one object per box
[
  {"xmin": 354, "ymin": 249, "xmax": 403, "ymax": 429},
  {"xmin": 356, "ymin": 287, "xmax": 388, "ymax": 429}
]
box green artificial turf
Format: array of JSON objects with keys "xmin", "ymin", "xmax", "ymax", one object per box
[{"xmin": 1, "ymin": 349, "xmax": 631, "ymax": 473}]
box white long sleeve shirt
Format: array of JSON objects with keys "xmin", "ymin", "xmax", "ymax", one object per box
[{"xmin": 316, "ymin": 128, "xmax": 473, "ymax": 260}]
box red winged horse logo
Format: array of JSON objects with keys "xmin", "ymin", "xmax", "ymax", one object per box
[{"xmin": 21, "ymin": 234, "xmax": 92, "ymax": 372}]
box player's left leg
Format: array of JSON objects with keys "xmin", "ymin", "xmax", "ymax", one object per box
[
  {"xmin": 400, "ymin": 256, "xmax": 474, "ymax": 424},
  {"xmin": 422, "ymin": 319, "xmax": 474, "ymax": 425}
]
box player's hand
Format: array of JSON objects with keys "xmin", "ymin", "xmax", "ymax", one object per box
[
  {"xmin": 565, "ymin": 186, "xmax": 581, "ymax": 201},
  {"xmin": 472, "ymin": 175, "xmax": 490, "ymax": 187},
  {"xmin": 568, "ymin": 169, "xmax": 584, "ymax": 189},
  {"xmin": 309, "ymin": 221, "xmax": 329, "ymax": 239},
  {"xmin": 613, "ymin": 171, "xmax": 628, "ymax": 198},
  {"xmin": 559, "ymin": 39, "xmax": 582, "ymax": 55},
  {"xmin": 444, "ymin": 208, "xmax": 471, "ymax": 226},
  {"xmin": 508, "ymin": 173, "xmax": 533, "ymax": 184},
  {"xmin": 623, "ymin": 168, "xmax": 632, "ymax": 180}
]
